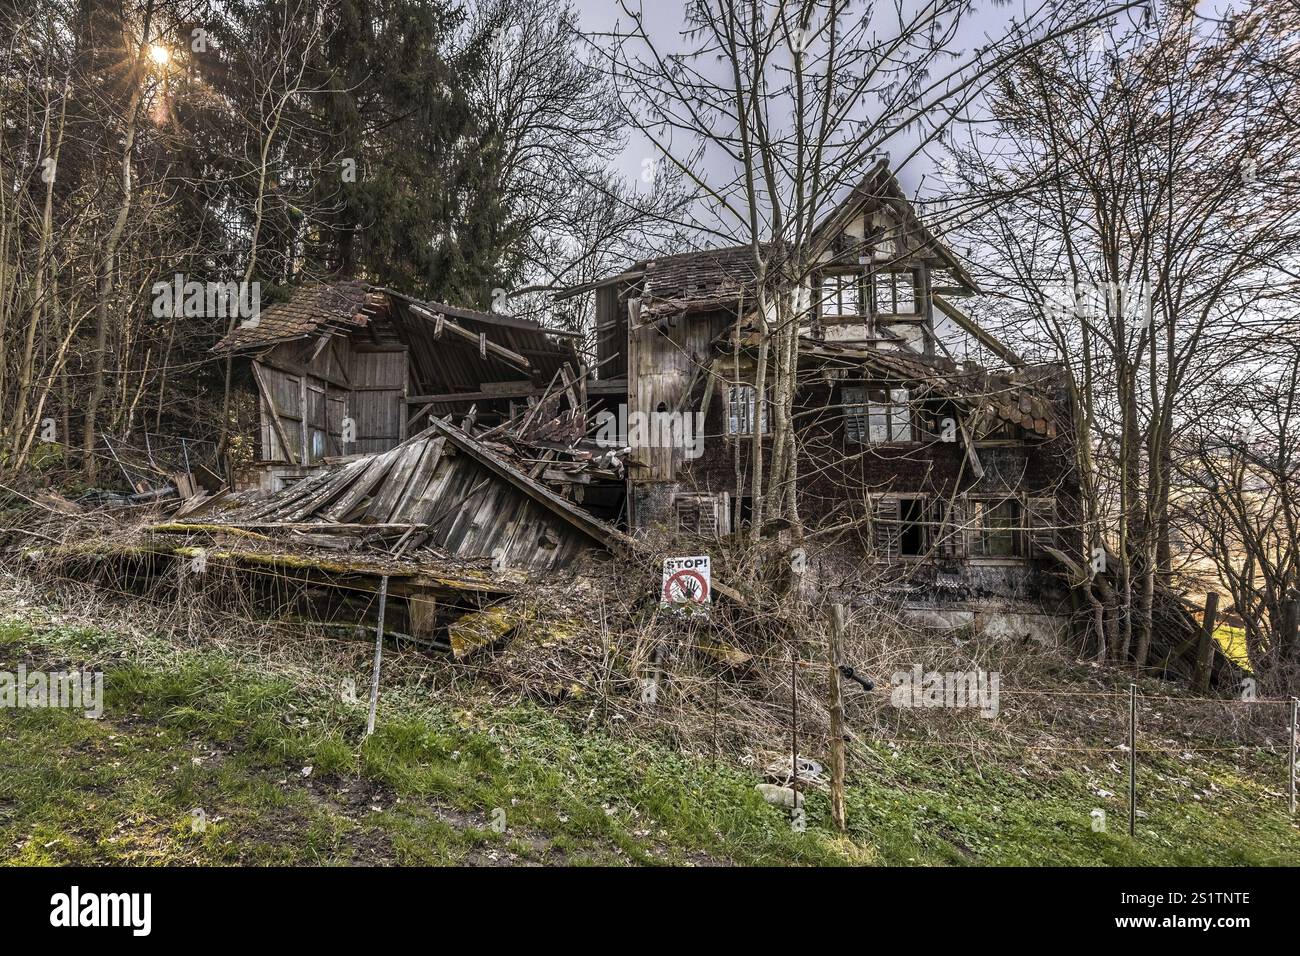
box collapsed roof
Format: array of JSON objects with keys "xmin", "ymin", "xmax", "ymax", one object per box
[
  {"xmin": 204, "ymin": 415, "xmax": 630, "ymax": 572},
  {"xmin": 213, "ymin": 281, "xmax": 583, "ymax": 392},
  {"xmin": 556, "ymin": 160, "xmax": 980, "ymax": 320}
]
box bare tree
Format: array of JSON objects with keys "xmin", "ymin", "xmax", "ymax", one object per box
[
  {"xmin": 1173, "ymin": 347, "xmax": 1300, "ymax": 693},
  {"xmin": 606, "ymin": 0, "xmax": 1143, "ymax": 549},
  {"xmin": 951, "ymin": 1, "xmax": 1300, "ymax": 663}
]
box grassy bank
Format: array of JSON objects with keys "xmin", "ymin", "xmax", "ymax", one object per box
[{"xmin": 1, "ymin": 595, "xmax": 1298, "ymax": 866}]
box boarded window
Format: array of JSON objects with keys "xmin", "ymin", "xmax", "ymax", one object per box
[
  {"xmin": 675, "ymin": 495, "xmax": 723, "ymax": 539},
  {"xmin": 1026, "ymin": 496, "xmax": 1057, "ymax": 556},
  {"xmin": 872, "ymin": 270, "xmax": 918, "ymax": 315},
  {"xmin": 968, "ymin": 498, "xmax": 1023, "ymax": 557},
  {"xmin": 842, "ymin": 386, "xmax": 868, "ymax": 443},
  {"xmin": 727, "ymin": 384, "xmax": 769, "ymax": 435}
]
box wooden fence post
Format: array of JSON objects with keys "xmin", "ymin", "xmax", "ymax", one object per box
[
  {"xmin": 828, "ymin": 604, "xmax": 847, "ymax": 834},
  {"xmin": 1194, "ymin": 592, "xmax": 1219, "ymax": 692},
  {"xmin": 366, "ymin": 575, "xmax": 389, "ymax": 738},
  {"xmin": 1290, "ymin": 697, "xmax": 1297, "ymax": 817},
  {"xmin": 1128, "ymin": 683, "xmax": 1138, "ymax": 837}
]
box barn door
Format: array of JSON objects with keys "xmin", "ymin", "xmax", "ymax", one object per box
[{"xmin": 350, "ymin": 348, "xmax": 407, "ymax": 454}]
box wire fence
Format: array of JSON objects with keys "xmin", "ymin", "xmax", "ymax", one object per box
[{"xmin": 5, "ymin": 548, "xmax": 1299, "ymax": 837}]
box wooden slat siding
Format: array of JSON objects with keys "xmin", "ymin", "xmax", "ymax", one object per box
[
  {"xmin": 494, "ymin": 487, "xmax": 546, "ymax": 566},
  {"xmin": 304, "ymin": 380, "xmax": 327, "ymax": 462},
  {"xmin": 874, "ymin": 495, "xmax": 901, "ymax": 561},
  {"xmin": 269, "ymin": 457, "xmax": 358, "ymax": 520},
  {"xmin": 326, "ymin": 392, "xmax": 346, "ymax": 456},
  {"xmin": 1027, "ymin": 496, "xmax": 1057, "ymax": 557},
  {"xmin": 383, "ymin": 438, "xmax": 444, "ymax": 523},
  {"xmin": 443, "ymin": 474, "xmax": 505, "ymax": 556},
  {"xmin": 252, "ymin": 362, "xmax": 301, "ymax": 465},
  {"xmin": 631, "ymin": 316, "xmax": 704, "ymax": 480},
  {"xmin": 321, "ymin": 445, "xmax": 404, "ymax": 521},
  {"xmin": 350, "ymin": 348, "xmax": 406, "ymax": 453},
  {"xmin": 282, "ymin": 458, "xmax": 373, "ymax": 521},
  {"xmin": 399, "ymin": 438, "xmax": 455, "ymax": 524},
  {"xmin": 417, "ymin": 451, "xmax": 481, "ymax": 530},
  {"xmin": 366, "ymin": 441, "xmax": 425, "ymax": 521},
  {"xmin": 460, "ymin": 482, "xmax": 514, "ymax": 559},
  {"xmin": 242, "ymin": 466, "xmax": 336, "ymax": 520},
  {"xmin": 385, "ymin": 442, "xmax": 591, "ymax": 571},
  {"xmin": 422, "ymin": 415, "xmax": 630, "ymax": 550},
  {"xmin": 364, "ymin": 441, "xmax": 421, "ymax": 519},
  {"xmin": 427, "ymin": 461, "xmax": 493, "ymax": 547},
  {"xmin": 495, "ymin": 499, "xmax": 537, "ymax": 566}
]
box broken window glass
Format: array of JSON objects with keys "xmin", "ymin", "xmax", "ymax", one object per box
[
  {"xmin": 971, "ymin": 499, "xmax": 1022, "ymax": 556},
  {"xmin": 819, "ymin": 273, "xmax": 861, "ymax": 317},
  {"xmin": 727, "ymin": 384, "xmax": 769, "ymax": 435},
  {"xmin": 849, "ymin": 386, "xmax": 914, "ymax": 443}
]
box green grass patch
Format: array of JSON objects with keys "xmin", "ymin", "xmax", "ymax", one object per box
[{"xmin": 1, "ymin": 605, "xmax": 1298, "ymax": 866}]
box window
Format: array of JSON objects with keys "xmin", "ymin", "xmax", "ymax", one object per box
[
  {"xmin": 874, "ymin": 495, "xmax": 928, "ymax": 559},
  {"xmin": 675, "ymin": 495, "xmax": 723, "ymax": 538},
  {"xmin": 970, "ymin": 499, "xmax": 1023, "ymax": 557},
  {"xmin": 843, "ymin": 386, "xmax": 914, "ymax": 443},
  {"xmin": 820, "ymin": 273, "xmax": 862, "ymax": 317},
  {"xmin": 727, "ymin": 384, "xmax": 769, "ymax": 435},
  {"xmin": 898, "ymin": 498, "xmax": 928, "ymax": 556},
  {"xmin": 872, "ymin": 270, "xmax": 918, "ymax": 315}
]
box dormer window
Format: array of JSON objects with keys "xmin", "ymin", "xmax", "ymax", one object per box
[
  {"xmin": 820, "ymin": 272, "xmax": 862, "ymax": 318},
  {"xmin": 872, "ymin": 270, "xmax": 919, "ymax": 315}
]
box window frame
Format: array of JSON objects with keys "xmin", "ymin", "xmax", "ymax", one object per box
[
  {"xmin": 873, "ymin": 493, "xmax": 930, "ymax": 562},
  {"xmin": 843, "ymin": 384, "xmax": 916, "ymax": 444},
  {"xmin": 871, "ymin": 269, "xmax": 921, "ymax": 317},
  {"xmin": 818, "ymin": 270, "xmax": 865, "ymax": 320},
  {"xmin": 967, "ymin": 496, "xmax": 1026, "ymax": 559},
  {"xmin": 726, "ymin": 383, "xmax": 770, "ymax": 436}
]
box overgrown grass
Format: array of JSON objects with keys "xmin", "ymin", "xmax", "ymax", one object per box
[{"xmin": 1, "ymin": 606, "xmax": 1298, "ymax": 866}]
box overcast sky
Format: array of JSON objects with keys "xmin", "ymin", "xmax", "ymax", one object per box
[
  {"xmin": 568, "ymin": 0, "xmax": 1066, "ymax": 196},
  {"xmin": 567, "ymin": 0, "xmax": 1239, "ymax": 204}
]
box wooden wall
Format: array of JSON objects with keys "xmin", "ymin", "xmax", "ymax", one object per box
[{"xmin": 254, "ymin": 336, "xmax": 407, "ymax": 469}]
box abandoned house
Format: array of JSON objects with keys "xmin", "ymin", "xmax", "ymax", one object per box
[
  {"xmin": 190, "ymin": 158, "xmax": 1230, "ymax": 676},
  {"xmin": 558, "ymin": 159, "xmax": 1081, "ymax": 624},
  {"xmin": 214, "ymin": 282, "xmax": 584, "ymax": 481},
  {"xmin": 212, "ymin": 162, "xmax": 1081, "ymax": 612}
]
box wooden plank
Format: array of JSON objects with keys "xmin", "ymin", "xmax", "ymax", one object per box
[
  {"xmin": 1194, "ymin": 592, "xmax": 1220, "ymax": 692},
  {"xmin": 283, "ymin": 457, "xmax": 374, "ymax": 522},
  {"xmin": 366, "ymin": 441, "xmax": 426, "ymax": 521},
  {"xmin": 252, "ymin": 362, "xmax": 299, "ymax": 465},
  {"xmin": 405, "ymin": 385, "xmax": 545, "ymax": 404},
  {"xmin": 422, "ymin": 416, "xmax": 631, "ymax": 551},
  {"xmin": 384, "ymin": 436, "xmax": 446, "ymax": 523},
  {"xmin": 402, "ymin": 301, "xmax": 532, "ymax": 371},
  {"xmin": 321, "ymin": 446, "xmax": 404, "ymax": 522}
]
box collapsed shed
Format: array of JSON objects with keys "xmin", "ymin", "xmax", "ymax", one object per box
[{"xmin": 212, "ymin": 281, "xmax": 587, "ymax": 492}]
